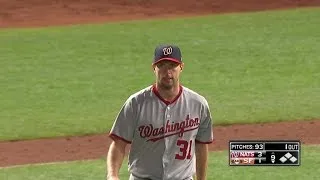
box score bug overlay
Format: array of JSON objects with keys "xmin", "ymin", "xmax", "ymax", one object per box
[{"xmin": 229, "ymin": 140, "xmax": 300, "ymax": 166}]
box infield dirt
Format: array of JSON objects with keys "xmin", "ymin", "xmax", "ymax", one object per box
[{"xmin": 0, "ymin": 0, "xmax": 319, "ymax": 167}]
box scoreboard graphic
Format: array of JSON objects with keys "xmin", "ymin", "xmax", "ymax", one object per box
[{"xmin": 229, "ymin": 140, "xmax": 301, "ymax": 166}]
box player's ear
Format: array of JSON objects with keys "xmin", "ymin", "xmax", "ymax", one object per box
[
  {"xmin": 180, "ymin": 63, "xmax": 184, "ymax": 71},
  {"xmin": 152, "ymin": 64, "xmax": 156, "ymax": 71}
]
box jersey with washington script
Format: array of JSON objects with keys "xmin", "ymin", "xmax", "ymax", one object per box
[{"xmin": 109, "ymin": 85, "xmax": 213, "ymax": 180}]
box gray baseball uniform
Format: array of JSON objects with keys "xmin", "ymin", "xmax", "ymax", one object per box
[{"xmin": 109, "ymin": 84, "xmax": 213, "ymax": 180}]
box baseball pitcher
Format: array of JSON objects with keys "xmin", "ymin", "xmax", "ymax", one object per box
[{"xmin": 106, "ymin": 44, "xmax": 213, "ymax": 180}]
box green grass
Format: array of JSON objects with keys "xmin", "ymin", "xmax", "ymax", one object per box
[
  {"xmin": 1, "ymin": 145, "xmax": 319, "ymax": 180},
  {"xmin": 1, "ymin": 7, "xmax": 320, "ymax": 140}
]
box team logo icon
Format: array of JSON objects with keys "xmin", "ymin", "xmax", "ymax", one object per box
[
  {"xmin": 162, "ymin": 47, "xmax": 173, "ymax": 55},
  {"xmin": 233, "ymin": 158, "xmax": 240, "ymax": 164}
]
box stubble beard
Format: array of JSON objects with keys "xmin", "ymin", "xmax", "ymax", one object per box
[
  {"xmin": 158, "ymin": 78, "xmax": 178, "ymax": 90},
  {"xmin": 160, "ymin": 82, "xmax": 173, "ymax": 90}
]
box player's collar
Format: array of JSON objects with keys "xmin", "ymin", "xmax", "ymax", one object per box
[{"xmin": 151, "ymin": 84, "xmax": 183, "ymax": 106}]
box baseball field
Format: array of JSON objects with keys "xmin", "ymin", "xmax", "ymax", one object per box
[{"xmin": 0, "ymin": 0, "xmax": 320, "ymax": 179}]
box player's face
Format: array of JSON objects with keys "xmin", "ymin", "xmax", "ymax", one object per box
[{"xmin": 153, "ymin": 60, "xmax": 183, "ymax": 89}]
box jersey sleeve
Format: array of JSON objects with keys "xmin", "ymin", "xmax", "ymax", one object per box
[
  {"xmin": 196, "ymin": 99, "xmax": 213, "ymax": 144},
  {"xmin": 109, "ymin": 95, "xmax": 137, "ymax": 144}
]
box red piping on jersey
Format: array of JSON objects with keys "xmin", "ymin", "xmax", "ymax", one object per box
[
  {"xmin": 152, "ymin": 84, "xmax": 183, "ymax": 105},
  {"xmin": 195, "ymin": 139, "xmax": 213, "ymax": 144},
  {"xmin": 109, "ymin": 133, "xmax": 132, "ymax": 144}
]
